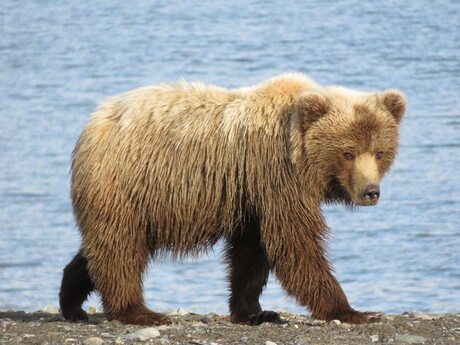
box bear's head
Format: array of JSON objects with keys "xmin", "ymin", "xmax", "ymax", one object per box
[{"xmin": 292, "ymin": 88, "xmax": 406, "ymax": 207}]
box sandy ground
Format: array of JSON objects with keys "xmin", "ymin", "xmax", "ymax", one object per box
[{"xmin": 1, "ymin": 309, "xmax": 459, "ymax": 345}]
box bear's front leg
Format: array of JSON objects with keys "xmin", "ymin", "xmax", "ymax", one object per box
[{"xmin": 262, "ymin": 210, "xmax": 382, "ymax": 324}]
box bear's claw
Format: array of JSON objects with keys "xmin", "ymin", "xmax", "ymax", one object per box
[
  {"xmin": 116, "ymin": 311, "xmax": 172, "ymax": 326},
  {"xmin": 334, "ymin": 311, "xmax": 385, "ymax": 324},
  {"xmin": 61, "ymin": 307, "xmax": 89, "ymax": 323},
  {"xmin": 248, "ymin": 311, "xmax": 287, "ymax": 325}
]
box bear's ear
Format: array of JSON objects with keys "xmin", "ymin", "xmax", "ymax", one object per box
[
  {"xmin": 381, "ymin": 90, "xmax": 406, "ymax": 123},
  {"xmin": 296, "ymin": 92, "xmax": 330, "ymax": 132}
]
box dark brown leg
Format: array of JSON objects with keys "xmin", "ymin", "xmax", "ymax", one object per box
[
  {"xmin": 59, "ymin": 249, "xmax": 94, "ymax": 322},
  {"xmin": 225, "ymin": 221, "xmax": 284, "ymax": 325}
]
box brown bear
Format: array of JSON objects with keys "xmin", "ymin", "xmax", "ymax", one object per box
[{"xmin": 59, "ymin": 73, "xmax": 406, "ymax": 326}]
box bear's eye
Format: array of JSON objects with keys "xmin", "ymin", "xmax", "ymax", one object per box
[
  {"xmin": 343, "ymin": 152, "xmax": 355, "ymax": 160},
  {"xmin": 376, "ymin": 151, "xmax": 384, "ymax": 160}
]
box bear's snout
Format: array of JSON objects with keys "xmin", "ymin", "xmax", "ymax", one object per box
[{"xmin": 362, "ymin": 184, "xmax": 380, "ymax": 205}]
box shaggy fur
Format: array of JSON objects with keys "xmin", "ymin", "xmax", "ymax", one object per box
[{"xmin": 60, "ymin": 73, "xmax": 406, "ymax": 326}]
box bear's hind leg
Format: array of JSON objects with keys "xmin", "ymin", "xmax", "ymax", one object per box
[
  {"xmin": 85, "ymin": 235, "xmax": 171, "ymax": 326},
  {"xmin": 59, "ymin": 249, "xmax": 94, "ymax": 322},
  {"xmin": 225, "ymin": 224, "xmax": 285, "ymax": 325}
]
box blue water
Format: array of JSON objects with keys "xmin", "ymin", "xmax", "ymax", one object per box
[{"xmin": 1, "ymin": 0, "xmax": 459, "ymax": 315}]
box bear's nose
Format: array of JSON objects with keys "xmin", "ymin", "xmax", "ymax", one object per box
[{"xmin": 363, "ymin": 184, "xmax": 380, "ymax": 202}]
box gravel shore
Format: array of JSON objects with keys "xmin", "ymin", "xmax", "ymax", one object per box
[{"xmin": 1, "ymin": 308, "xmax": 459, "ymax": 345}]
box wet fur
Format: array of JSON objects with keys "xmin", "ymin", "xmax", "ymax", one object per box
[{"xmin": 60, "ymin": 73, "xmax": 405, "ymax": 325}]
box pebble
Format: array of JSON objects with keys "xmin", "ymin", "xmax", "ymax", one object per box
[
  {"xmin": 119, "ymin": 327, "xmax": 161, "ymax": 340},
  {"xmin": 394, "ymin": 334, "xmax": 426, "ymax": 344},
  {"xmin": 165, "ymin": 307, "xmax": 189, "ymax": 316},
  {"xmin": 331, "ymin": 319, "xmax": 341, "ymax": 326},
  {"xmin": 293, "ymin": 338, "xmax": 310, "ymax": 345},
  {"xmin": 156, "ymin": 325, "xmax": 171, "ymax": 330},
  {"xmin": 100, "ymin": 333, "xmax": 115, "ymax": 338},
  {"xmin": 119, "ymin": 333, "xmax": 143, "ymax": 340},
  {"xmin": 83, "ymin": 337, "xmax": 104, "ymax": 345},
  {"xmin": 2, "ymin": 320, "xmax": 15, "ymax": 328},
  {"xmin": 10, "ymin": 336, "xmax": 22, "ymax": 343},
  {"xmin": 265, "ymin": 341, "xmax": 277, "ymax": 345},
  {"xmin": 88, "ymin": 306, "xmax": 98, "ymax": 314},
  {"xmin": 370, "ymin": 335, "xmax": 379, "ymax": 343},
  {"xmin": 40, "ymin": 305, "xmax": 60, "ymax": 314},
  {"xmin": 176, "ymin": 307, "xmax": 189, "ymax": 315},
  {"xmin": 65, "ymin": 339, "xmax": 78, "ymax": 343},
  {"xmin": 406, "ymin": 311, "xmax": 433, "ymax": 320},
  {"xmin": 202, "ymin": 312, "xmax": 218, "ymax": 323},
  {"xmin": 135, "ymin": 327, "xmax": 161, "ymax": 338}
]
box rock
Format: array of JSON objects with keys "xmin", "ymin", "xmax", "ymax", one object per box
[
  {"xmin": 176, "ymin": 307, "xmax": 189, "ymax": 316},
  {"xmin": 88, "ymin": 306, "xmax": 98, "ymax": 314},
  {"xmin": 10, "ymin": 336, "xmax": 22, "ymax": 343},
  {"xmin": 407, "ymin": 311, "xmax": 432, "ymax": 320},
  {"xmin": 164, "ymin": 307, "xmax": 189, "ymax": 316},
  {"xmin": 119, "ymin": 334, "xmax": 143, "ymax": 340},
  {"xmin": 370, "ymin": 335, "xmax": 379, "ymax": 343},
  {"xmin": 83, "ymin": 337, "xmax": 104, "ymax": 345},
  {"xmin": 134, "ymin": 327, "xmax": 160, "ymax": 339},
  {"xmin": 202, "ymin": 316, "xmax": 214, "ymax": 323},
  {"xmin": 202, "ymin": 312, "xmax": 218, "ymax": 323},
  {"xmin": 100, "ymin": 333, "xmax": 115, "ymax": 338},
  {"xmin": 394, "ymin": 334, "xmax": 426, "ymax": 344},
  {"xmin": 40, "ymin": 305, "xmax": 60, "ymax": 314},
  {"xmin": 119, "ymin": 327, "xmax": 161, "ymax": 340},
  {"xmin": 156, "ymin": 325, "xmax": 171, "ymax": 330},
  {"xmin": 65, "ymin": 339, "xmax": 78, "ymax": 343},
  {"xmin": 331, "ymin": 319, "xmax": 341, "ymax": 326},
  {"xmin": 265, "ymin": 341, "xmax": 277, "ymax": 345},
  {"xmin": 1, "ymin": 320, "xmax": 14, "ymax": 328},
  {"xmin": 293, "ymin": 338, "xmax": 310, "ymax": 345}
]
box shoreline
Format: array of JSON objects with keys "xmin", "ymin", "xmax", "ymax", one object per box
[{"xmin": 1, "ymin": 309, "xmax": 459, "ymax": 345}]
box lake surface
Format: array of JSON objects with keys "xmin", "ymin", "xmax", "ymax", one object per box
[{"xmin": 1, "ymin": 0, "xmax": 459, "ymax": 315}]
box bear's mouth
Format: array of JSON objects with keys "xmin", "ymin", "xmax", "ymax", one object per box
[
  {"xmin": 355, "ymin": 196, "xmax": 379, "ymax": 206},
  {"xmin": 325, "ymin": 178, "xmax": 355, "ymax": 207}
]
